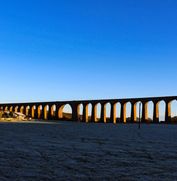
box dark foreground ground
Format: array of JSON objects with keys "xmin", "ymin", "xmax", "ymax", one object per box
[{"xmin": 0, "ymin": 121, "xmax": 177, "ymax": 181}]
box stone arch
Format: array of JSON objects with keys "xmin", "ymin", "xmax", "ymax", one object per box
[
  {"xmin": 77, "ymin": 103, "xmax": 83, "ymax": 121},
  {"xmin": 10, "ymin": 106, "xmax": 13, "ymax": 112},
  {"xmin": 104, "ymin": 102, "xmax": 111, "ymax": 123},
  {"xmin": 171, "ymin": 99, "xmax": 177, "ymax": 122},
  {"xmin": 58, "ymin": 104, "xmax": 72, "ymax": 120},
  {"xmin": 156, "ymin": 100, "xmax": 166, "ymax": 122},
  {"xmin": 135, "ymin": 101, "xmax": 143, "ymax": 122},
  {"xmin": 5, "ymin": 106, "xmax": 9, "ymax": 111},
  {"xmin": 121, "ymin": 102, "xmax": 132, "ymax": 123},
  {"xmin": 125, "ymin": 102, "xmax": 132, "ymax": 123},
  {"xmin": 94, "ymin": 103, "xmax": 101, "ymax": 122},
  {"xmin": 171, "ymin": 100, "xmax": 177, "ymax": 121},
  {"xmin": 31, "ymin": 105, "xmax": 36, "ymax": 119},
  {"xmin": 20, "ymin": 106, "xmax": 25, "ymax": 114},
  {"xmin": 15, "ymin": 106, "xmax": 19, "ymax": 113},
  {"xmin": 85, "ymin": 103, "xmax": 92, "ymax": 123},
  {"xmin": 51, "ymin": 104, "xmax": 56, "ymax": 119},
  {"xmin": 58, "ymin": 105, "xmax": 64, "ymax": 119},
  {"xmin": 26, "ymin": 105, "xmax": 30, "ymax": 117},
  {"xmin": 146, "ymin": 101, "xmax": 154, "ymax": 122},
  {"xmin": 37, "ymin": 105, "xmax": 43, "ymax": 119},
  {"xmin": 113, "ymin": 102, "xmax": 121, "ymax": 123},
  {"xmin": 131, "ymin": 102, "xmax": 137, "ymax": 122},
  {"xmin": 44, "ymin": 105, "xmax": 49, "ymax": 120}
]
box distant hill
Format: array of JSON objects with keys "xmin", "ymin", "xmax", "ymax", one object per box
[
  {"xmin": 171, "ymin": 117, "xmax": 177, "ymax": 122},
  {"xmin": 62, "ymin": 112, "xmax": 72, "ymax": 120}
]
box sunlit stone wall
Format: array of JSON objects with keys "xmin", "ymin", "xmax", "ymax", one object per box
[{"xmin": 0, "ymin": 96, "xmax": 177, "ymax": 123}]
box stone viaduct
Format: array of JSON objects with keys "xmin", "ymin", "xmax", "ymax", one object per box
[{"xmin": 0, "ymin": 96, "xmax": 177, "ymax": 123}]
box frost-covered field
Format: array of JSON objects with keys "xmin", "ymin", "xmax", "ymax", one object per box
[{"xmin": 0, "ymin": 121, "xmax": 177, "ymax": 181}]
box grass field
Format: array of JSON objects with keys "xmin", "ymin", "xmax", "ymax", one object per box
[{"xmin": 0, "ymin": 121, "xmax": 177, "ymax": 180}]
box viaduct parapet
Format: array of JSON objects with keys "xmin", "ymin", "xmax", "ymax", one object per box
[{"xmin": 0, "ymin": 96, "xmax": 177, "ymax": 123}]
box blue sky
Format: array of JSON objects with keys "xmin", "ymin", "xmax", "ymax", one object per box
[{"xmin": 0, "ymin": 0, "xmax": 177, "ymax": 103}]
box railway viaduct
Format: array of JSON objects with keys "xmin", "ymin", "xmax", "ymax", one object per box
[{"xmin": 0, "ymin": 96, "xmax": 177, "ymax": 123}]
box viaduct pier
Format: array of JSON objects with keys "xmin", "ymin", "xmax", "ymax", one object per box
[{"xmin": 0, "ymin": 96, "xmax": 177, "ymax": 123}]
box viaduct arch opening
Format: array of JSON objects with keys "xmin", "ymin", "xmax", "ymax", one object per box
[{"xmin": 58, "ymin": 104, "xmax": 72, "ymax": 120}]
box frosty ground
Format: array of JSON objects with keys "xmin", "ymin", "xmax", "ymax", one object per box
[{"xmin": 0, "ymin": 121, "xmax": 177, "ymax": 181}]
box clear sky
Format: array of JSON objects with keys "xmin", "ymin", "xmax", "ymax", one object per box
[{"xmin": 0, "ymin": 0, "xmax": 177, "ymax": 103}]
